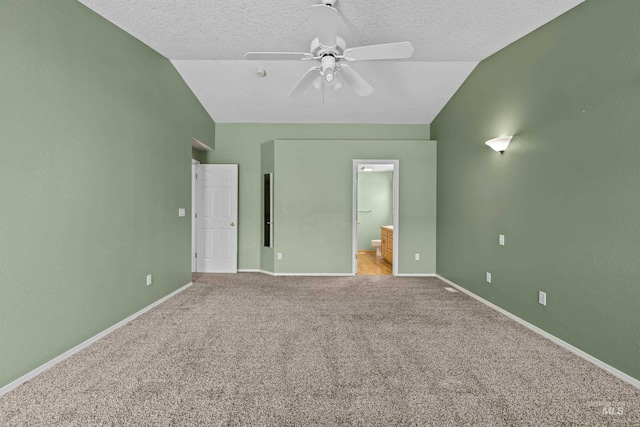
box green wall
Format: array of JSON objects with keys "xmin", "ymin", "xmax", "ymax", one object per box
[
  {"xmin": 0, "ymin": 0, "xmax": 215, "ymax": 389},
  {"xmin": 432, "ymin": 0, "xmax": 640, "ymax": 380},
  {"xmin": 273, "ymin": 139, "xmax": 436, "ymax": 275},
  {"xmin": 357, "ymin": 172, "xmax": 393, "ymax": 251},
  {"xmin": 204, "ymin": 123, "xmax": 431, "ymax": 271}
]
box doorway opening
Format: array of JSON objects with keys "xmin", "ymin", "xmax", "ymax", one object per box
[{"xmin": 352, "ymin": 160, "xmax": 399, "ymax": 276}]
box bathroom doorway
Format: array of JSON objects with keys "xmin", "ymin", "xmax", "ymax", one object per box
[{"xmin": 352, "ymin": 160, "xmax": 399, "ymax": 276}]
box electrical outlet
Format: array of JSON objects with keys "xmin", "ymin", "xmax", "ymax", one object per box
[
  {"xmin": 178, "ymin": 208, "xmax": 186, "ymax": 217},
  {"xmin": 499, "ymin": 234, "xmax": 505, "ymax": 246},
  {"xmin": 415, "ymin": 253, "xmax": 420, "ymax": 261},
  {"xmin": 277, "ymin": 253, "xmax": 282, "ymax": 260},
  {"xmin": 486, "ymin": 272, "xmax": 492, "ymax": 283},
  {"xmin": 146, "ymin": 274, "xmax": 152, "ymax": 286},
  {"xmin": 539, "ymin": 291, "xmax": 547, "ymax": 306}
]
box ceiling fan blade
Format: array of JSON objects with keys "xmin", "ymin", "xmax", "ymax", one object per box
[
  {"xmin": 337, "ymin": 65, "xmax": 373, "ymax": 97},
  {"xmin": 288, "ymin": 67, "xmax": 321, "ymax": 97},
  {"xmin": 245, "ymin": 52, "xmax": 313, "ymax": 61},
  {"xmin": 311, "ymin": 4, "xmax": 338, "ymax": 47},
  {"xmin": 343, "ymin": 41, "xmax": 415, "ymax": 61}
]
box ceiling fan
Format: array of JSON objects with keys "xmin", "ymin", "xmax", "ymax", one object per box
[{"xmin": 244, "ymin": 0, "xmax": 414, "ymax": 98}]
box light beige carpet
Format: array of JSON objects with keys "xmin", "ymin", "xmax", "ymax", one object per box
[{"xmin": 1, "ymin": 273, "xmax": 638, "ymax": 426}]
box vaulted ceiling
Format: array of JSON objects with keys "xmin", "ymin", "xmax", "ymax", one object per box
[{"xmin": 78, "ymin": 0, "xmax": 584, "ymax": 124}]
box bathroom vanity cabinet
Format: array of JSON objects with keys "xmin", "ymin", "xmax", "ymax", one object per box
[{"xmin": 380, "ymin": 226, "xmax": 393, "ymax": 264}]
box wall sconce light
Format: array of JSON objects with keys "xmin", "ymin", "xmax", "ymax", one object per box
[{"xmin": 485, "ymin": 136, "xmax": 512, "ymax": 153}]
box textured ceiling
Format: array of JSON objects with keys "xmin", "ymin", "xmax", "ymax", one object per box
[
  {"xmin": 77, "ymin": 0, "xmax": 584, "ymax": 124},
  {"xmin": 172, "ymin": 60, "xmax": 477, "ymax": 124}
]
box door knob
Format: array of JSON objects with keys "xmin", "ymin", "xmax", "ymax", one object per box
[{"xmin": 230, "ymin": 222, "xmax": 235, "ymax": 226}]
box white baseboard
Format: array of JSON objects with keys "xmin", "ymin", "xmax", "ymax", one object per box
[
  {"xmin": 237, "ymin": 270, "xmax": 354, "ymax": 277},
  {"xmin": 436, "ymin": 275, "xmax": 640, "ymax": 390},
  {"xmin": 396, "ymin": 273, "xmax": 437, "ymax": 277},
  {"xmin": 0, "ymin": 282, "xmax": 194, "ymax": 398},
  {"xmin": 243, "ymin": 271, "xmax": 437, "ymax": 278},
  {"xmin": 238, "ymin": 269, "xmax": 438, "ymax": 277},
  {"xmin": 273, "ymin": 273, "xmax": 355, "ymax": 277},
  {"xmin": 259, "ymin": 270, "xmax": 275, "ymax": 276},
  {"xmin": 238, "ymin": 269, "xmax": 274, "ymax": 275}
]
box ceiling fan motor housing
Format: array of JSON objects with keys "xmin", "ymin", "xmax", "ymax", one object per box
[{"xmin": 310, "ymin": 36, "xmax": 346, "ymax": 57}]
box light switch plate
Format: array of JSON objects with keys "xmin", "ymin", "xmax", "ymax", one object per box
[
  {"xmin": 499, "ymin": 234, "xmax": 505, "ymax": 246},
  {"xmin": 486, "ymin": 272, "xmax": 492, "ymax": 283},
  {"xmin": 539, "ymin": 291, "xmax": 547, "ymax": 306},
  {"xmin": 146, "ymin": 274, "xmax": 152, "ymax": 286}
]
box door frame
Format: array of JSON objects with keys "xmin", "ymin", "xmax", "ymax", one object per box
[
  {"xmin": 191, "ymin": 159, "xmax": 200, "ymax": 272},
  {"xmin": 352, "ymin": 159, "xmax": 399, "ymax": 276}
]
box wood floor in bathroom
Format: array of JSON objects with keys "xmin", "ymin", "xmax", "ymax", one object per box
[{"xmin": 357, "ymin": 251, "xmax": 392, "ymax": 275}]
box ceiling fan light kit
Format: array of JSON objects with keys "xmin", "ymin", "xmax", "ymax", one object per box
[{"xmin": 244, "ymin": 0, "xmax": 414, "ymax": 98}]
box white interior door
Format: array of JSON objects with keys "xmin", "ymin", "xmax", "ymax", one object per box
[{"xmin": 196, "ymin": 164, "xmax": 238, "ymax": 273}]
